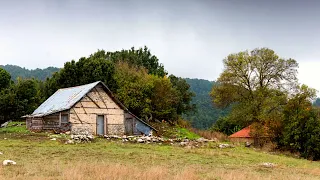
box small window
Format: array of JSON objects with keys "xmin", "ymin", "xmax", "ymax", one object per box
[{"xmin": 61, "ymin": 114, "xmax": 69, "ymax": 123}]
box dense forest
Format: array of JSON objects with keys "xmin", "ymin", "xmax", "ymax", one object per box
[
  {"xmin": 0, "ymin": 65, "xmax": 59, "ymax": 81},
  {"xmin": 0, "ymin": 47, "xmax": 195, "ymax": 128},
  {"xmin": 182, "ymin": 78, "xmax": 230, "ymax": 129}
]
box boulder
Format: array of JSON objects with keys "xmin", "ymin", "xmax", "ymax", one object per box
[
  {"xmin": 3, "ymin": 160, "xmax": 16, "ymax": 166},
  {"xmin": 137, "ymin": 138, "xmax": 144, "ymax": 143},
  {"xmin": 245, "ymin": 141, "xmax": 252, "ymax": 147},
  {"xmin": 261, "ymin": 162, "xmax": 276, "ymax": 168},
  {"xmin": 218, "ymin": 144, "xmax": 234, "ymax": 149},
  {"xmin": 180, "ymin": 142, "xmax": 189, "ymax": 146}
]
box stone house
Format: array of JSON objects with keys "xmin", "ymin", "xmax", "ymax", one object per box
[{"xmin": 24, "ymin": 81, "xmax": 156, "ymax": 136}]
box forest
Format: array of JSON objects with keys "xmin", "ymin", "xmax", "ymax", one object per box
[
  {"xmin": 2, "ymin": 46, "xmax": 320, "ymax": 160},
  {"xmin": 0, "ymin": 47, "xmax": 195, "ymax": 126}
]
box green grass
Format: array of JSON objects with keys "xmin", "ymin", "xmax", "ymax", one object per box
[
  {"xmin": 0, "ymin": 122, "xmax": 30, "ymax": 134},
  {"xmin": 0, "ymin": 124, "xmax": 320, "ymax": 179},
  {"xmin": 176, "ymin": 128, "xmax": 201, "ymax": 139}
]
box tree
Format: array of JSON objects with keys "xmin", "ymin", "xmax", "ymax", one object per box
[
  {"xmin": 211, "ymin": 48, "xmax": 298, "ymax": 137},
  {"xmin": 44, "ymin": 50, "xmax": 116, "ymax": 98},
  {"xmin": 169, "ymin": 75, "xmax": 196, "ymax": 115},
  {"xmin": 0, "ymin": 67, "xmax": 11, "ymax": 91},
  {"xmin": 107, "ymin": 46, "xmax": 167, "ymax": 77},
  {"xmin": 278, "ymin": 85, "xmax": 320, "ymax": 160}
]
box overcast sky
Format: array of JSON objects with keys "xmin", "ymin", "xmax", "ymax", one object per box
[{"xmin": 0, "ymin": 0, "xmax": 320, "ymax": 92}]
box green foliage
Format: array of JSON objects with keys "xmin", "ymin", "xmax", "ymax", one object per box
[
  {"xmin": 211, "ymin": 48, "xmax": 298, "ymax": 134},
  {"xmin": 114, "ymin": 62, "xmax": 154, "ymax": 118},
  {"xmin": 182, "ymin": 78, "xmax": 230, "ymax": 129},
  {"xmin": 0, "ymin": 67, "xmax": 11, "ymax": 91},
  {"xmin": 44, "ymin": 51, "xmax": 116, "ymax": 97},
  {"xmin": 277, "ymin": 85, "xmax": 320, "ymax": 160},
  {"xmin": 107, "ymin": 46, "xmax": 167, "ymax": 77},
  {"xmin": 212, "ymin": 116, "xmax": 241, "ymax": 135},
  {"xmin": 0, "ymin": 64, "xmax": 59, "ymax": 81},
  {"xmin": 43, "ymin": 47, "xmax": 194, "ymax": 122},
  {"xmin": 0, "ymin": 78, "xmax": 44, "ymax": 123}
]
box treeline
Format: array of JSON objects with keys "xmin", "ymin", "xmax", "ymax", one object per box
[
  {"xmin": 0, "ymin": 65, "xmax": 59, "ymax": 81},
  {"xmin": 0, "ymin": 46, "xmax": 195, "ymax": 125},
  {"xmin": 211, "ymin": 47, "xmax": 320, "ymax": 160},
  {"xmin": 182, "ymin": 78, "xmax": 230, "ymax": 129}
]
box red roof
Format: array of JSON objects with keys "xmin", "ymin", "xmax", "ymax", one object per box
[{"xmin": 229, "ymin": 126, "xmax": 251, "ymax": 138}]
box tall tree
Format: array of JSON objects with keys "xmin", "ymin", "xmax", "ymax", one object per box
[
  {"xmin": 211, "ymin": 48, "xmax": 298, "ymax": 129},
  {"xmin": 0, "ymin": 67, "xmax": 11, "ymax": 91}
]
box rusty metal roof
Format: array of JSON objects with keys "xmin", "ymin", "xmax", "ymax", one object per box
[{"xmin": 31, "ymin": 81, "xmax": 100, "ymax": 117}]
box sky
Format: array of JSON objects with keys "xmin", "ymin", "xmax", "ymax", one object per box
[{"xmin": 0, "ymin": 0, "xmax": 320, "ymax": 92}]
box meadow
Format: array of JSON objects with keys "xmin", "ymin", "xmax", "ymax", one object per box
[{"xmin": 0, "ymin": 123, "xmax": 320, "ymax": 180}]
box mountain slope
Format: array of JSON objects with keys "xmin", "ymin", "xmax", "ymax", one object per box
[
  {"xmin": 0, "ymin": 64, "xmax": 59, "ymax": 81},
  {"xmin": 183, "ymin": 78, "xmax": 230, "ymax": 129}
]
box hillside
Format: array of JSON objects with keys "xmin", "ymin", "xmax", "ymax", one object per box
[
  {"xmin": 0, "ymin": 64, "xmax": 59, "ymax": 81},
  {"xmin": 183, "ymin": 78, "xmax": 230, "ymax": 129},
  {"xmin": 0, "ymin": 123, "xmax": 320, "ymax": 180}
]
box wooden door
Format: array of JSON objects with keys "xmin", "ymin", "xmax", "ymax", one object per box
[
  {"xmin": 96, "ymin": 115, "xmax": 104, "ymax": 135},
  {"xmin": 125, "ymin": 118, "xmax": 133, "ymax": 135}
]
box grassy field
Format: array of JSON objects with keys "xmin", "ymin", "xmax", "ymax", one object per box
[{"xmin": 0, "ymin": 123, "xmax": 320, "ymax": 180}]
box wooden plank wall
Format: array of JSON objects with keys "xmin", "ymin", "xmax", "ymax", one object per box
[
  {"xmin": 70, "ymin": 84, "xmax": 125, "ymax": 135},
  {"xmin": 27, "ymin": 117, "xmax": 44, "ymax": 130}
]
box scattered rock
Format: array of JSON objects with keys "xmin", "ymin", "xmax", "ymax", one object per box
[
  {"xmin": 50, "ymin": 138, "xmax": 57, "ymax": 141},
  {"xmin": 219, "ymin": 144, "xmax": 234, "ymax": 149},
  {"xmin": 245, "ymin": 141, "xmax": 252, "ymax": 147},
  {"xmin": 0, "ymin": 152, "xmax": 3, "ymax": 155},
  {"xmin": 196, "ymin": 137, "xmax": 209, "ymax": 143},
  {"xmin": 3, "ymin": 160, "xmax": 16, "ymax": 166},
  {"xmin": 180, "ymin": 142, "xmax": 189, "ymax": 146},
  {"xmin": 65, "ymin": 139, "xmax": 74, "ymax": 144},
  {"xmin": 261, "ymin": 162, "xmax": 276, "ymax": 168},
  {"xmin": 137, "ymin": 138, "xmax": 144, "ymax": 143}
]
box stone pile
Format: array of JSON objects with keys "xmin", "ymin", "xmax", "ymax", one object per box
[{"xmin": 103, "ymin": 135, "xmax": 217, "ymax": 148}]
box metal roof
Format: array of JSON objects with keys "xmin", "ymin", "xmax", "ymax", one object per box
[{"xmin": 31, "ymin": 81, "xmax": 100, "ymax": 117}]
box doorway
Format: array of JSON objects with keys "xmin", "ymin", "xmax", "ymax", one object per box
[{"xmin": 96, "ymin": 115, "xmax": 104, "ymax": 135}]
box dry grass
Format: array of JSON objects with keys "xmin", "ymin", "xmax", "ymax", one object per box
[
  {"xmin": 1, "ymin": 132, "xmax": 320, "ymax": 180},
  {"xmin": 191, "ymin": 128, "xmax": 229, "ymax": 141}
]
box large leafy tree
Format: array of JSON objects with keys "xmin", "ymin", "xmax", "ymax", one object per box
[{"xmin": 211, "ymin": 48, "xmax": 298, "ymax": 130}]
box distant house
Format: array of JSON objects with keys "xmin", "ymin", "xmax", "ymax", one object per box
[
  {"xmin": 24, "ymin": 81, "xmax": 156, "ymax": 136},
  {"xmin": 229, "ymin": 125, "xmax": 270, "ymax": 143},
  {"xmin": 229, "ymin": 126, "xmax": 253, "ymax": 143}
]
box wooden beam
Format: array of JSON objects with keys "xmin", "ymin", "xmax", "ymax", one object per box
[
  {"xmin": 94, "ymin": 87, "xmax": 108, "ymax": 109},
  {"xmin": 86, "ymin": 94, "xmax": 101, "ymax": 108},
  {"xmin": 79, "ymin": 101, "xmax": 88, "ymax": 114},
  {"xmin": 72, "ymin": 108, "xmax": 84, "ymax": 124}
]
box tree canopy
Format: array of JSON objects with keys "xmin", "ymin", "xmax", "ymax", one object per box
[{"xmin": 211, "ymin": 48, "xmax": 298, "ymax": 128}]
